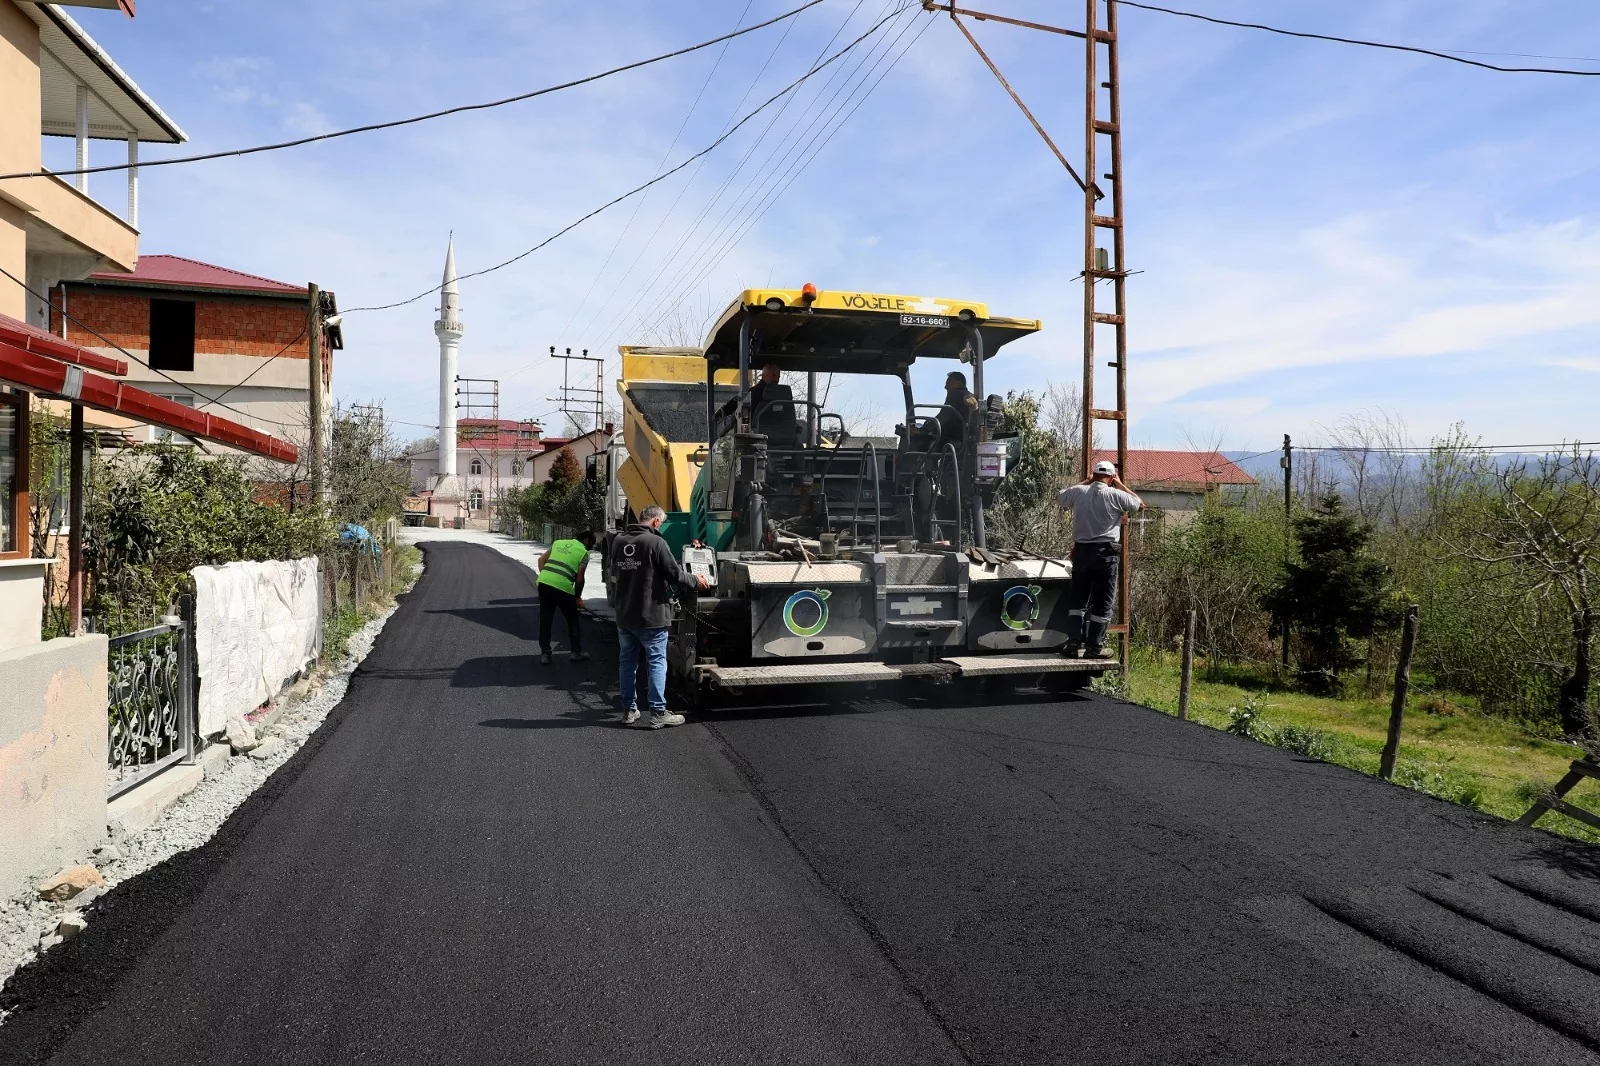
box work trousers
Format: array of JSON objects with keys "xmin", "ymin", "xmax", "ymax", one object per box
[
  {"xmin": 1067, "ymin": 541, "xmax": 1120, "ymax": 651},
  {"xmin": 538, "ymin": 584, "xmax": 582, "ymax": 655},
  {"xmin": 618, "ymin": 626, "xmax": 669, "ymax": 714}
]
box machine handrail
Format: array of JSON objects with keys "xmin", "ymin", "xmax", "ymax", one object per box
[
  {"xmin": 847, "ymin": 440, "xmax": 883, "ymax": 547},
  {"xmin": 930, "ymin": 441, "xmax": 962, "ymax": 546}
]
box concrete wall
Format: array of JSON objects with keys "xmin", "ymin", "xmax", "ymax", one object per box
[
  {"xmin": 0, "ymin": 557, "xmax": 49, "ymax": 652},
  {"xmin": 0, "ymin": 634, "xmax": 108, "ymax": 900}
]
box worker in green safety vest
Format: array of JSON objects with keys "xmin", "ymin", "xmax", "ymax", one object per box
[{"xmin": 536, "ymin": 530, "xmax": 596, "ymax": 665}]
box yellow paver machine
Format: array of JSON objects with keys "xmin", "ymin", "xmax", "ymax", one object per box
[{"xmin": 605, "ymin": 285, "xmax": 1114, "ymax": 706}]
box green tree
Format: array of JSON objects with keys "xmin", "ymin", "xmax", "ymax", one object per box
[
  {"xmin": 1262, "ymin": 493, "xmax": 1401, "ymax": 690},
  {"xmin": 545, "ymin": 446, "xmax": 581, "ymax": 495},
  {"xmin": 987, "ymin": 385, "xmax": 1080, "ymax": 554}
]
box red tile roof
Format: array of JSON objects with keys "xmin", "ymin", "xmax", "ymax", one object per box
[
  {"xmin": 1094, "ymin": 450, "xmax": 1257, "ymax": 490},
  {"xmin": 87, "ymin": 255, "xmax": 305, "ymax": 296}
]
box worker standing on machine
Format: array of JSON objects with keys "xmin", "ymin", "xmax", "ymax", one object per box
[
  {"xmin": 536, "ymin": 530, "xmax": 595, "ymax": 665},
  {"xmin": 1058, "ymin": 460, "xmax": 1144, "ymax": 658}
]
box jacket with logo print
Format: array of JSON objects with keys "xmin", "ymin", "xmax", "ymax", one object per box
[{"xmin": 609, "ymin": 523, "xmax": 698, "ymax": 629}]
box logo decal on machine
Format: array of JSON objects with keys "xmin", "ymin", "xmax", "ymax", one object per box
[
  {"xmin": 1001, "ymin": 585, "xmax": 1043, "ymax": 631},
  {"xmin": 783, "ymin": 589, "xmax": 831, "ymax": 637}
]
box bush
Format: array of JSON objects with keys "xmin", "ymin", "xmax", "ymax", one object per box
[
  {"xmin": 87, "ymin": 444, "xmax": 334, "ymax": 634},
  {"xmin": 1393, "ymin": 762, "xmax": 1485, "ymax": 809},
  {"xmin": 1225, "ymin": 697, "xmax": 1267, "ymax": 740},
  {"xmin": 1272, "ymin": 724, "xmax": 1338, "ymax": 761}
]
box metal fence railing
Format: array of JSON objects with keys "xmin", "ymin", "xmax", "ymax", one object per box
[{"xmin": 106, "ymin": 594, "xmax": 195, "ymax": 799}]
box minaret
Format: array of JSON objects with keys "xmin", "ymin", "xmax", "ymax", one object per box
[{"xmin": 434, "ymin": 236, "xmax": 464, "ymax": 478}]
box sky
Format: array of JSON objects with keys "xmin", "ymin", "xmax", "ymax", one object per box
[{"xmin": 53, "ymin": 0, "xmax": 1600, "ymax": 454}]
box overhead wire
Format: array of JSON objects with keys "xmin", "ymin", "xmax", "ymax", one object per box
[
  {"xmin": 584, "ymin": 0, "xmax": 888, "ymax": 372},
  {"xmin": 624, "ymin": 0, "xmax": 907, "ymax": 339},
  {"xmin": 623, "ymin": 0, "xmax": 914, "ymax": 342},
  {"xmin": 341, "ymin": 5, "xmax": 906, "ymax": 317},
  {"xmin": 0, "ymin": 262, "xmax": 304, "ymax": 432},
  {"xmin": 1118, "ymin": 2, "xmax": 1600, "ymax": 77},
  {"xmin": 570, "ymin": 0, "xmax": 875, "ymax": 369},
  {"xmin": 0, "ymin": 0, "xmax": 828, "ymax": 183},
  {"xmin": 634, "ymin": 3, "xmax": 933, "ymax": 339},
  {"xmin": 548, "ymin": 0, "xmax": 761, "ymax": 352}
]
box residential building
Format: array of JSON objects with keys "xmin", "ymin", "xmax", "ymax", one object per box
[
  {"xmin": 1095, "ymin": 449, "xmax": 1257, "ymax": 536},
  {"xmin": 51, "ymin": 254, "xmax": 340, "ymax": 445},
  {"xmin": 407, "ymin": 418, "xmax": 611, "ymax": 526}
]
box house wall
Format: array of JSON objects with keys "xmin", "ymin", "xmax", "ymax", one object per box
[
  {"xmin": 57, "ymin": 287, "xmax": 309, "ymax": 358},
  {"xmin": 0, "ymin": 0, "xmax": 34, "ymax": 319},
  {"xmin": 53, "ymin": 286, "xmax": 326, "ymax": 443},
  {"xmin": 0, "ymin": 634, "xmax": 108, "ymax": 900}
]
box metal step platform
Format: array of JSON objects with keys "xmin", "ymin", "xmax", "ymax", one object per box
[{"xmin": 699, "ymin": 654, "xmax": 1114, "ymax": 689}]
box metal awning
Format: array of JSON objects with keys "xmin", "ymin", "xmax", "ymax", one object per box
[{"xmin": 0, "ymin": 315, "xmax": 297, "ymax": 463}]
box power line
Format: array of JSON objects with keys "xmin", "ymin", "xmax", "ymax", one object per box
[
  {"xmin": 0, "ymin": 262, "xmax": 295, "ymax": 431},
  {"xmin": 634, "ymin": 4, "xmax": 932, "ymax": 341},
  {"xmin": 1119, "ymin": 2, "xmax": 1600, "ymax": 77},
  {"xmin": 341, "ymin": 3, "xmax": 908, "ymax": 316},
  {"xmin": 0, "ymin": 0, "xmax": 828, "ymax": 183},
  {"xmin": 617, "ymin": 0, "xmax": 896, "ymax": 345},
  {"xmin": 551, "ymin": 0, "xmax": 762, "ymax": 348}
]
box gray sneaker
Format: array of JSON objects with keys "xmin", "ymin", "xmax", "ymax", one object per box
[
  {"xmin": 642, "ymin": 711, "xmax": 686, "ymax": 729},
  {"xmin": 571, "ymin": 652, "xmax": 590, "ymax": 663},
  {"xmin": 621, "ymin": 707, "xmax": 641, "ymax": 725},
  {"xmin": 539, "ymin": 652, "xmax": 552, "ymax": 665}
]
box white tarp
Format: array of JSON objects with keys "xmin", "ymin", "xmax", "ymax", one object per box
[{"xmin": 192, "ymin": 558, "xmax": 320, "ymax": 737}]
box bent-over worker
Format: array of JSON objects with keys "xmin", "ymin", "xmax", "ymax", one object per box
[
  {"xmin": 1057, "ymin": 460, "xmax": 1144, "ymax": 658},
  {"xmin": 610, "ymin": 504, "xmax": 710, "ymax": 729},
  {"xmin": 536, "ymin": 530, "xmax": 595, "ymax": 665}
]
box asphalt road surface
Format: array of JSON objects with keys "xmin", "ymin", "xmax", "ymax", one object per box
[{"xmin": 5, "ymin": 541, "xmax": 1600, "ymax": 1065}]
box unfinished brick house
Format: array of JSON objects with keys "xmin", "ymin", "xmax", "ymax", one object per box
[{"xmin": 50, "ymin": 254, "xmax": 340, "ymax": 445}]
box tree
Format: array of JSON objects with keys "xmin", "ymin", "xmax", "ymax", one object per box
[
  {"xmin": 328, "ymin": 407, "xmax": 411, "ymax": 527},
  {"xmin": 1457, "ymin": 450, "xmax": 1599, "ymax": 737},
  {"xmin": 1262, "ymin": 493, "xmax": 1401, "ymax": 690},
  {"xmin": 987, "ymin": 384, "xmax": 1081, "ymax": 554},
  {"xmin": 545, "ymin": 447, "xmax": 581, "ymax": 495}
]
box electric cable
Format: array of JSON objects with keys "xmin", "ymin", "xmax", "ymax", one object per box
[
  {"xmin": 624, "ymin": 1, "xmax": 913, "ymax": 341},
  {"xmin": 627, "ymin": 0, "xmax": 906, "ymax": 336},
  {"xmin": 551, "ymin": 0, "xmax": 762, "ymax": 349},
  {"xmin": 595, "ymin": 0, "xmax": 895, "ymax": 360},
  {"xmin": 341, "ymin": 6, "xmax": 905, "ymax": 316},
  {"xmin": 634, "ymin": 4, "xmax": 931, "ymax": 340},
  {"xmin": 0, "ymin": 262, "xmax": 300, "ymax": 430},
  {"xmin": 570, "ymin": 0, "xmax": 874, "ymax": 364},
  {"xmin": 1119, "ymin": 2, "xmax": 1600, "ymax": 77},
  {"xmin": 0, "ymin": 0, "xmax": 829, "ymax": 183}
]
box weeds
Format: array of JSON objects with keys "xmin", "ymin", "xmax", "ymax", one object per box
[
  {"xmin": 1393, "ymin": 762, "xmax": 1485, "ymax": 810},
  {"xmin": 1272, "ymin": 724, "xmax": 1339, "ymax": 761},
  {"xmin": 1225, "ymin": 697, "xmax": 1267, "ymax": 741}
]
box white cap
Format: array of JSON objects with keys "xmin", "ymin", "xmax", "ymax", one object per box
[{"xmin": 1093, "ymin": 460, "xmax": 1117, "ymax": 476}]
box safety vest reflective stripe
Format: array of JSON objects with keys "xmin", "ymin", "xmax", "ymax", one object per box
[{"xmin": 537, "ymin": 540, "xmax": 588, "ymax": 595}]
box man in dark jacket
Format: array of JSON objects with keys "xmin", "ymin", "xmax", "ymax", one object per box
[
  {"xmin": 610, "ymin": 504, "xmax": 710, "ymax": 728},
  {"xmin": 935, "ymin": 370, "xmax": 978, "ymax": 445}
]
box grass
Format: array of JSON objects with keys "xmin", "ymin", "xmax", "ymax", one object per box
[
  {"xmin": 319, "ymin": 545, "xmax": 421, "ymax": 665},
  {"xmin": 1125, "ymin": 648, "xmax": 1600, "ymax": 845}
]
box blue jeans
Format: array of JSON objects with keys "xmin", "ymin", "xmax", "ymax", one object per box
[{"xmin": 618, "ymin": 626, "xmax": 669, "ymax": 713}]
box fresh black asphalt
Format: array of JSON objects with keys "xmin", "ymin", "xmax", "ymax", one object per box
[{"xmin": 5, "ymin": 541, "xmax": 1600, "ymax": 1064}]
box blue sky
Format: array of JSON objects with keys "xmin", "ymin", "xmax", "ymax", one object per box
[{"xmin": 58, "ymin": 0, "xmax": 1600, "ymax": 452}]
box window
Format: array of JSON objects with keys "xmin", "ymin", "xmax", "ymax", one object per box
[
  {"xmin": 510, "ymin": 459, "xmax": 523, "ymax": 476},
  {"xmin": 468, "ymin": 488, "xmax": 484, "ymax": 510},
  {"xmin": 0, "ymin": 392, "xmax": 25, "ymax": 557},
  {"xmin": 469, "ymin": 458, "xmax": 483, "ymax": 475},
  {"xmin": 149, "ymin": 299, "xmax": 196, "ymax": 372}
]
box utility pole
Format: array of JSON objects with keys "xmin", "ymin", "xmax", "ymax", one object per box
[
  {"xmin": 550, "ymin": 346, "xmax": 605, "ymax": 436},
  {"xmin": 308, "ymin": 283, "xmax": 324, "ymax": 504},
  {"xmin": 1280, "ymin": 433, "xmax": 1292, "ymax": 669}
]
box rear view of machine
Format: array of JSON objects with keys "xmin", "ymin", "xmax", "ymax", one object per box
[{"xmin": 604, "ymin": 287, "xmax": 1117, "ymax": 709}]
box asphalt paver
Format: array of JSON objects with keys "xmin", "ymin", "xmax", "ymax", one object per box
[{"xmin": 4, "ymin": 541, "xmax": 1600, "ymax": 1065}]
